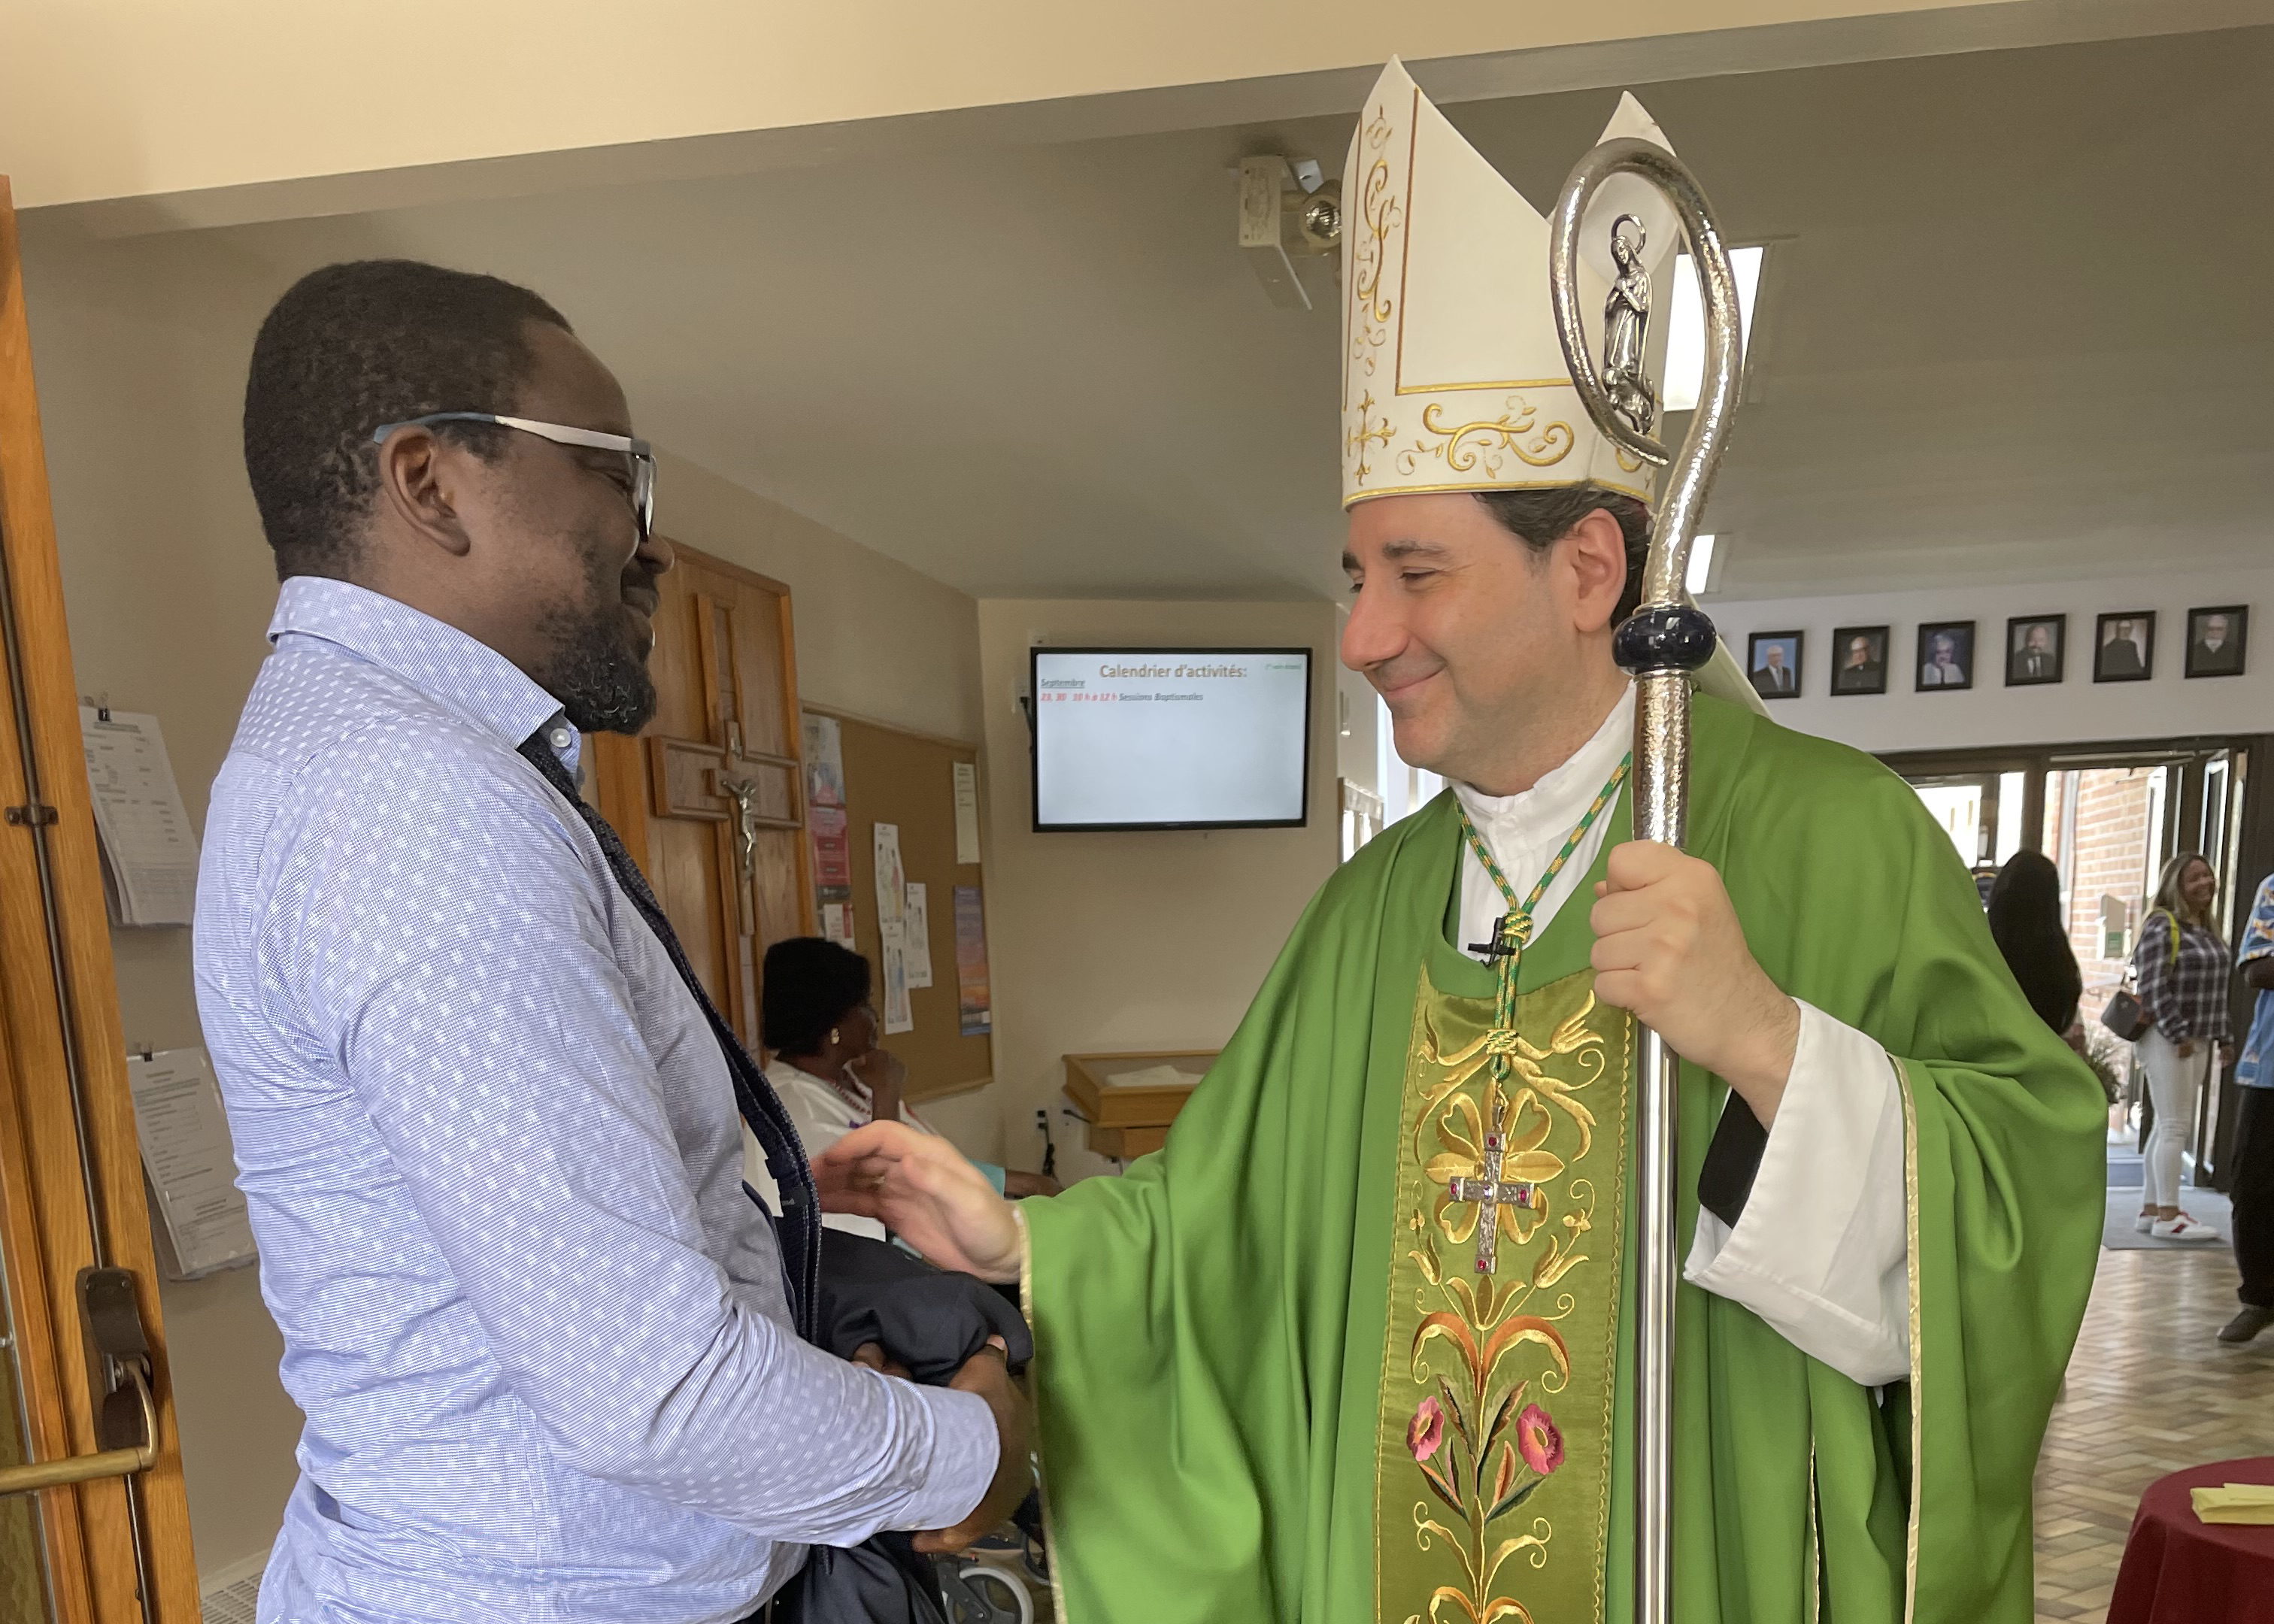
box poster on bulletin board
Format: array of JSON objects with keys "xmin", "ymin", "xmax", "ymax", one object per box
[
  {"xmin": 804, "ymin": 715, "xmax": 850, "ymax": 909},
  {"xmin": 802, "ymin": 709, "xmax": 992, "ymax": 1098},
  {"xmin": 903, "ymin": 882, "xmax": 934, "ymax": 989},
  {"xmin": 954, "ymin": 885, "xmax": 992, "ymax": 1036}
]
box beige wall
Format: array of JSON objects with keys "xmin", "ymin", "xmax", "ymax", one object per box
[
  {"xmin": 972, "ymin": 598, "xmax": 1339, "ymax": 1183},
  {"xmin": 5, "ymin": 1, "xmax": 2204, "ymax": 227},
  {"xmin": 656, "ymin": 451, "xmax": 986, "ymax": 745},
  {"xmin": 21, "ymin": 221, "xmax": 986, "ymax": 1580}
]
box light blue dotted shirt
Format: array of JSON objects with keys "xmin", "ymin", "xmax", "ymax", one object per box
[{"xmin": 193, "ymin": 578, "xmax": 994, "ymax": 1624}]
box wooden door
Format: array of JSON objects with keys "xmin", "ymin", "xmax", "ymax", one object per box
[
  {"xmin": 0, "ymin": 180, "xmax": 199, "ymax": 1624},
  {"xmin": 590, "ymin": 546, "xmax": 813, "ymax": 1046}
]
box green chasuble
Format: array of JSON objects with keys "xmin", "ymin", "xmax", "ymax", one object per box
[{"xmin": 1018, "ymin": 694, "xmax": 2105, "ymax": 1624}]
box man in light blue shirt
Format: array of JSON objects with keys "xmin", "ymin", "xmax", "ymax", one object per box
[{"xmin": 195, "ymin": 259, "xmax": 1025, "ymax": 1622}]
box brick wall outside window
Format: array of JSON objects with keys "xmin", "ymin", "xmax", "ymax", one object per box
[{"xmin": 2046, "ymin": 768, "xmax": 2158, "ymax": 1026}]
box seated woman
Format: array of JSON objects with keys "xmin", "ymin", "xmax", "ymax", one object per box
[{"xmin": 760, "ymin": 937, "xmax": 1058, "ymax": 1238}]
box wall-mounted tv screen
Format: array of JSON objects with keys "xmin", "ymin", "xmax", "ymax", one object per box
[{"xmin": 1030, "ymin": 647, "xmax": 1311, "ymax": 831}]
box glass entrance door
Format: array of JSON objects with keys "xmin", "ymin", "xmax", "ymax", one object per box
[
  {"xmin": 2039, "ymin": 752, "xmax": 2247, "ymax": 1026},
  {"xmin": 2041, "ymin": 763, "xmax": 2175, "ymax": 1029},
  {"xmin": 2038, "ymin": 749, "xmax": 2255, "ymax": 1180},
  {"xmin": 1905, "ymin": 767, "xmax": 2031, "ymax": 890},
  {"xmin": 1885, "ymin": 736, "xmax": 2264, "ymax": 1191}
]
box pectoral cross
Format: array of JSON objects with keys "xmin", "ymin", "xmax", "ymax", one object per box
[
  {"xmin": 1445, "ymin": 1098, "xmax": 1535, "ymax": 1275},
  {"xmin": 1466, "ymin": 911, "xmax": 1533, "ymax": 962}
]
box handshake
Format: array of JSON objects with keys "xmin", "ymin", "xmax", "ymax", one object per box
[
  {"xmin": 811, "ymin": 1180, "xmax": 1031, "ymax": 1555},
  {"xmin": 875, "ymin": 1334, "xmax": 1029, "ymax": 1556}
]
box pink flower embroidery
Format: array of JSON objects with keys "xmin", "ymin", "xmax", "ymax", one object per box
[
  {"xmin": 1516, "ymin": 1404, "xmax": 1564, "ymax": 1476},
  {"xmin": 1407, "ymin": 1396, "xmax": 1447, "ymax": 1464}
]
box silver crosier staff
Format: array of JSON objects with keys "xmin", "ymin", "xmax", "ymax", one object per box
[{"xmin": 1548, "ymin": 138, "xmax": 1744, "ymax": 1624}]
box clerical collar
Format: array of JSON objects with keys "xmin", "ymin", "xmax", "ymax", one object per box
[{"xmin": 1454, "ymin": 684, "xmax": 1636, "ymax": 846}]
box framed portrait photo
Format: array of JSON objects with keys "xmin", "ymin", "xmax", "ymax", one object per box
[
  {"xmin": 2185, "ymin": 604, "xmax": 2248, "ymax": 679},
  {"xmin": 1829, "ymin": 626, "xmax": 1890, "ymax": 696},
  {"xmin": 1915, "ymin": 620, "xmax": 1975, "ymax": 692},
  {"xmin": 2004, "ymin": 615, "xmax": 2066, "ymax": 686},
  {"xmin": 2094, "ymin": 611, "xmax": 2155, "ymax": 683},
  {"xmin": 1746, "ymin": 630, "xmax": 1804, "ymax": 701}
]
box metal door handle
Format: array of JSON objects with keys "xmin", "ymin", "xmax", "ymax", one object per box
[{"xmin": 0, "ymin": 1362, "xmax": 155, "ymax": 1498}]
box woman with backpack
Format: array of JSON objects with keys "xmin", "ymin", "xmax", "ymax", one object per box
[{"xmin": 2132, "ymin": 851, "xmax": 2236, "ymax": 1240}]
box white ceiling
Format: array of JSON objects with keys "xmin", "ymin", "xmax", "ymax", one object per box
[{"xmin": 103, "ymin": 23, "xmax": 2274, "ymax": 603}]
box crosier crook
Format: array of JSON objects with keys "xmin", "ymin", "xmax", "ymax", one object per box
[{"xmin": 1548, "ymin": 136, "xmax": 1745, "ymax": 1624}]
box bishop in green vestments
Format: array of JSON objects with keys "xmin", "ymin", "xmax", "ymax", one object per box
[{"xmin": 819, "ymin": 62, "xmax": 2102, "ymax": 1624}]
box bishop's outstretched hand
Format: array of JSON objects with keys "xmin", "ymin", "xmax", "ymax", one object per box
[{"xmin": 815, "ymin": 1121, "xmax": 1024, "ymax": 1283}]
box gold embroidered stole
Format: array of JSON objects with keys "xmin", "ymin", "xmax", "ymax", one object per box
[{"xmin": 1373, "ymin": 963, "xmax": 1634, "ymax": 1624}]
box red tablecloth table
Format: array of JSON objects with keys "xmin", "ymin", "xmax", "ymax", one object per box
[{"xmin": 2108, "ymin": 1456, "xmax": 2274, "ymax": 1624}]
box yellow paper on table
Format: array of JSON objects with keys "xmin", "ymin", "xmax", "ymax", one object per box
[{"xmin": 2191, "ymin": 1483, "xmax": 2274, "ymax": 1525}]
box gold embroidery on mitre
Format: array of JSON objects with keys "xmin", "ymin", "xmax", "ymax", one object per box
[
  {"xmin": 1348, "ymin": 108, "xmax": 1402, "ymax": 383},
  {"xmin": 1342, "ymin": 82, "xmax": 1410, "ymax": 501},
  {"xmin": 1348, "ymin": 392, "xmax": 1398, "ymax": 491},
  {"xmin": 1396, "ymin": 397, "xmax": 1578, "ymax": 482}
]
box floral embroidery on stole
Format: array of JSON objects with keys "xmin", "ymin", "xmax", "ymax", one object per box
[{"xmin": 1374, "ymin": 965, "xmax": 1633, "ymax": 1624}]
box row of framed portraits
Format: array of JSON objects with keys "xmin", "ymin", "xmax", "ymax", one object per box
[{"xmin": 1745, "ymin": 606, "xmax": 2251, "ymax": 699}]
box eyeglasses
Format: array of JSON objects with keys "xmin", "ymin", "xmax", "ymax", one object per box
[{"xmin": 370, "ymin": 412, "xmax": 654, "ymax": 538}]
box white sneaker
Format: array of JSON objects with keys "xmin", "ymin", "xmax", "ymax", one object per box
[
  {"xmin": 2151, "ymin": 1214, "xmax": 2221, "ymax": 1241},
  {"xmin": 2134, "ymin": 1213, "xmax": 2157, "ymax": 1233}
]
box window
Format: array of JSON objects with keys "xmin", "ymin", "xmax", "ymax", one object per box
[
  {"xmin": 1663, "ymin": 246, "xmax": 1765, "ymax": 412},
  {"xmin": 1375, "ymin": 693, "xmax": 1445, "ymax": 823}
]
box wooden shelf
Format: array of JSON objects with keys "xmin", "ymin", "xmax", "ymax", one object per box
[
  {"xmin": 1084, "ymin": 1123, "xmax": 1172, "ymax": 1160},
  {"xmin": 1063, "ymin": 1049, "xmax": 1217, "ymax": 1161}
]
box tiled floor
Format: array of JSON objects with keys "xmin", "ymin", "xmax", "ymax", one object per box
[{"xmin": 2030, "ymin": 1241, "xmax": 2274, "ymax": 1622}]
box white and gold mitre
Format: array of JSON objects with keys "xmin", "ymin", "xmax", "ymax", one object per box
[{"xmin": 1340, "ymin": 60, "xmax": 1679, "ymax": 509}]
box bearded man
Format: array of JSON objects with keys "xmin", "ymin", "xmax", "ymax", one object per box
[
  {"xmin": 822, "ymin": 65, "xmax": 2100, "ymax": 1624},
  {"xmin": 195, "ymin": 260, "xmax": 1027, "ymax": 1622}
]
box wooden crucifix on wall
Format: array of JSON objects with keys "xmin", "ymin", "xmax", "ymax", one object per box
[{"xmin": 590, "ymin": 552, "xmax": 815, "ymax": 1048}]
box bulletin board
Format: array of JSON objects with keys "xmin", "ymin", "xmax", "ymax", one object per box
[{"xmin": 805, "ymin": 707, "xmax": 991, "ymax": 1101}]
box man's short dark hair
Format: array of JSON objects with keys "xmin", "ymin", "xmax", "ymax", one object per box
[
  {"xmin": 761, "ymin": 937, "xmax": 874, "ymax": 1057},
  {"xmin": 242, "ymin": 259, "xmax": 572, "ymax": 580},
  {"xmin": 1473, "ymin": 484, "xmax": 1653, "ymax": 626}
]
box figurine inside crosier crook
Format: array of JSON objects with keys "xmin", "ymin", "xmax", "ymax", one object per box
[{"xmin": 1548, "ymin": 134, "xmax": 1745, "ymax": 1624}]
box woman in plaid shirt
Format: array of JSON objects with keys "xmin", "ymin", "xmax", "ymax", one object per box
[{"xmin": 2133, "ymin": 851, "xmax": 2236, "ymax": 1241}]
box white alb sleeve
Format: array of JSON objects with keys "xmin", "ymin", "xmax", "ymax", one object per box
[{"xmin": 1683, "ymin": 998, "xmax": 1911, "ymax": 1387}]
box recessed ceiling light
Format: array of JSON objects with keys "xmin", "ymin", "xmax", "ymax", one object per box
[
  {"xmin": 1685, "ymin": 533, "xmax": 1718, "ymax": 597},
  {"xmin": 1663, "ymin": 247, "xmax": 1764, "ymax": 413}
]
